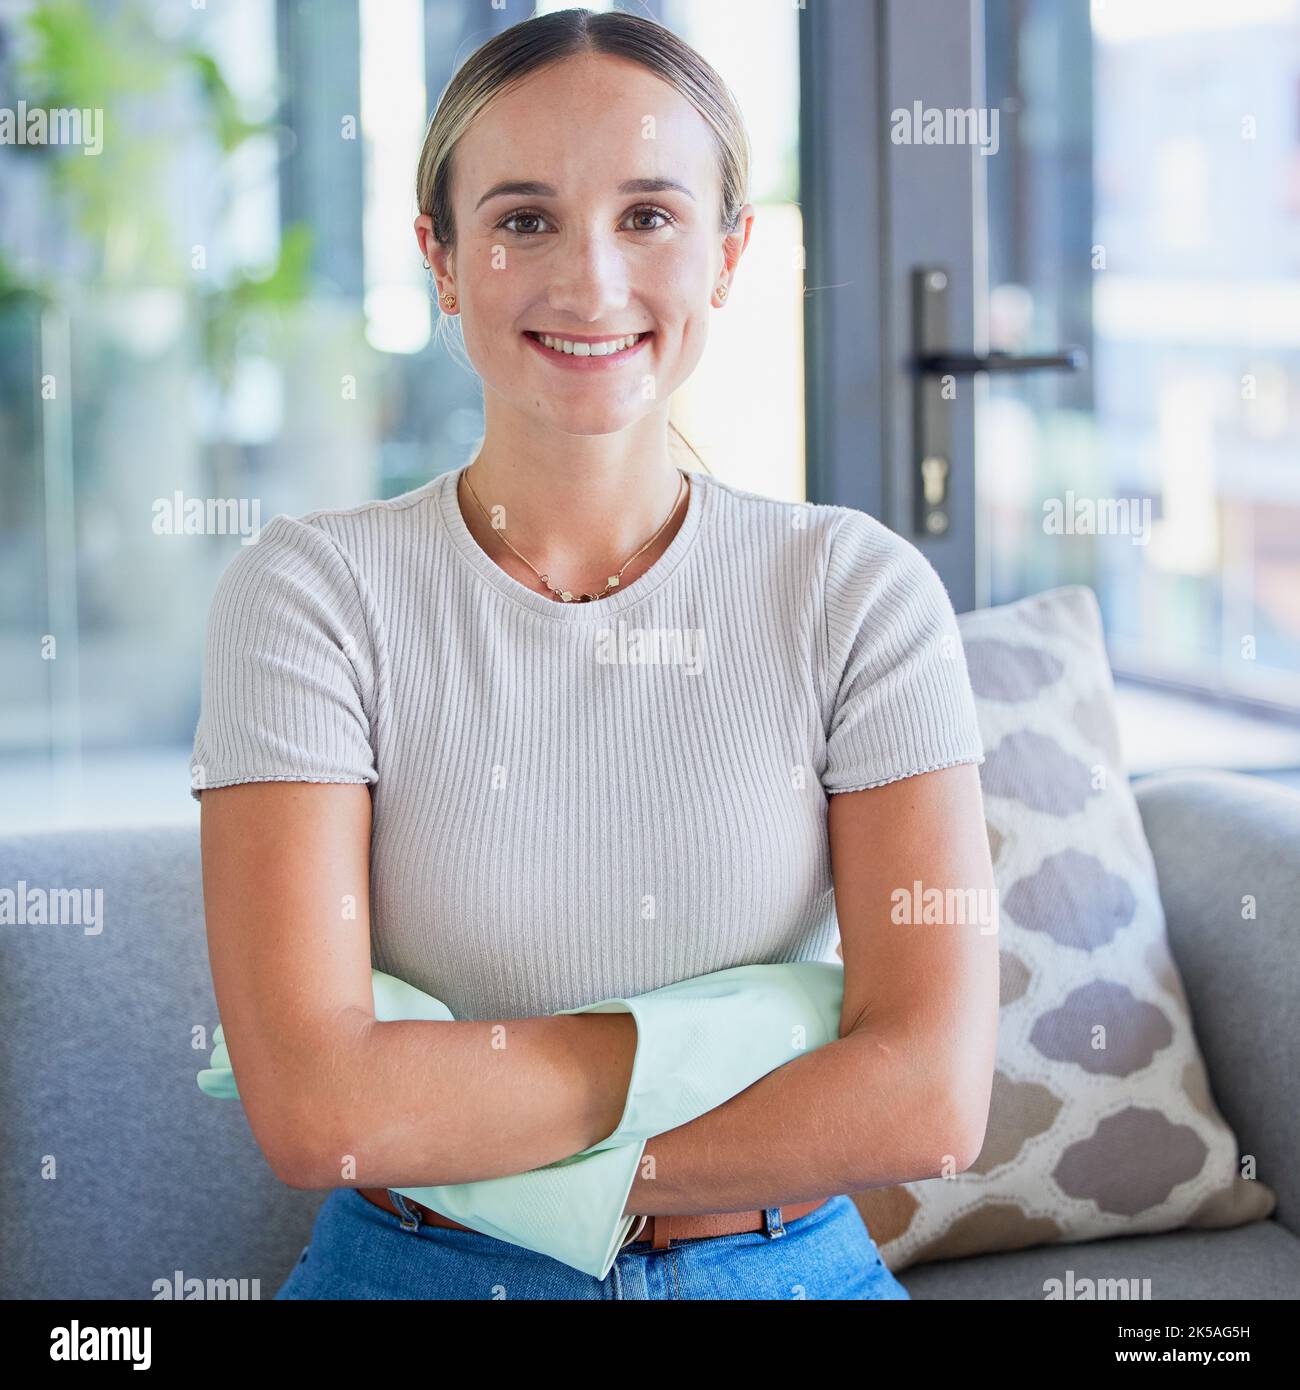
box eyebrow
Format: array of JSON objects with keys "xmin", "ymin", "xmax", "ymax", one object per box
[{"xmin": 474, "ymin": 177, "xmax": 696, "ymax": 211}]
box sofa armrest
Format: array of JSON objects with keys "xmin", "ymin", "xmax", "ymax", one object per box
[{"xmin": 1132, "ymin": 769, "xmax": 1300, "ymax": 1236}]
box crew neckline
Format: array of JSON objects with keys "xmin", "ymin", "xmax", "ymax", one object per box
[{"xmin": 436, "ymin": 463, "xmax": 711, "ymax": 620}]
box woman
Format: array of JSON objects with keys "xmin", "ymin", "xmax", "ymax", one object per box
[{"xmin": 192, "ymin": 8, "xmax": 998, "ymax": 1301}]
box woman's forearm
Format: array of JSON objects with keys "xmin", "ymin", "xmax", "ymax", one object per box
[
  {"xmin": 281, "ymin": 989, "xmax": 968, "ymax": 1206},
  {"xmin": 283, "ymin": 1009, "xmax": 638, "ymax": 1189},
  {"xmin": 621, "ymin": 1022, "xmax": 968, "ymax": 1216}
]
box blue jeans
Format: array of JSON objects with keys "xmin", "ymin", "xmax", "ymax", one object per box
[{"xmin": 274, "ymin": 1188, "xmax": 911, "ymax": 1300}]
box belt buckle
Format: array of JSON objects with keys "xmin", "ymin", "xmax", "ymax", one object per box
[{"xmin": 620, "ymin": 1213, "xmax": 649, "ymax": 1249}]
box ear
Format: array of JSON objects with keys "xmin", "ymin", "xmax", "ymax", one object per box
[
  {"xmin": 719, "ymin": 201, "xmax": 757, "ymax": 285},
  {"xmin": 414, "ymin": 212, "xmax": 436, "ymax": 264},
  {"xmin": 415, "ymin": 213, "xmax": 456, "ymax": 303}
]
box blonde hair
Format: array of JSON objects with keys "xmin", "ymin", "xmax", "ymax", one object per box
[{"xmin": 415, "ymin": 6, "xmax": 753, "ymax": 475}]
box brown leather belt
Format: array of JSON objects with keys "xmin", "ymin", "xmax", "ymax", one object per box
[{"xmin": 358, "ymin": 1187, "xmax": 829, "ymax": 1251}]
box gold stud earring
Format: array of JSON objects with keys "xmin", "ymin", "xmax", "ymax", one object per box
[
  {"xmin": 716, "ymin": 284, "xmax": 728, "ymax": 301},
  {"xmin": 442, "ymin": 291, "xmax": 457, "ymax": 310}
]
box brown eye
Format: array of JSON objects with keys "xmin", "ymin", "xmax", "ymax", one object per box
[
  {"xmin": 627, "ymin": 206, "xmax": 676, "ymax": 232},
  {"xmin": 498, "ymin": 209, "xmax": 550, "ymax": 236}
]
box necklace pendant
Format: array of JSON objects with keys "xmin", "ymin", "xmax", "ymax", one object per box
[{"xmin": 462, "ymin": 464, "xmax": 687, "ymax": 610}]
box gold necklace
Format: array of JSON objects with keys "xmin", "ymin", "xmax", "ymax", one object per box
[{"xmin": 460, "ymin": 466, "xmax": 688, "ymax": 603}]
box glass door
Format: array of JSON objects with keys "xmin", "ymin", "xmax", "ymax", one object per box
[
  {"xmin": 803, "ymin": 0, "xmax": 1300, "ymax": 720},
  {"xmin": 801, "ymin": 0, "xmax": 1056, "ymax": 613},
  {"xmin": 982, "ymin": 0, "xmax": 1300, "ymax": 713}
]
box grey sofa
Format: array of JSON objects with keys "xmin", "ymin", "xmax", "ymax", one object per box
[{"xmin": 1, "ymin": 769, "xmax": 1296, "ymax": 1300}]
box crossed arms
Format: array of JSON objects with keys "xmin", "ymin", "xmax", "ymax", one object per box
[{"xmin": 198, "ymin": 763, "xmax": 997, "ymax": 1215}]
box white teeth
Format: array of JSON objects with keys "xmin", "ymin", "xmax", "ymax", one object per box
[{"xmin": 536, "ymin": 333, "xmax": 641, "ymax": 356}]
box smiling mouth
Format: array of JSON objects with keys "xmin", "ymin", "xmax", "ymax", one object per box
[{"xmin": 523, "ymin": 331, "xmax": 650, "ymax": 358}]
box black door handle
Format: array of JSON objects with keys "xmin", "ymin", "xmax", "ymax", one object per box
[
  {"xmin": 916, "ymin": 347, "xmax": 1088, "ymax": 375},
  {"xmin": 910, "ymin": 266, "xmax": 1087, "ymax": 537}
]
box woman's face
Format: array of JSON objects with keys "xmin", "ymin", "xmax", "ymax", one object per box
[{"xmin": 417, "ymin": 53, "xmax": 753, "ymax": 437}]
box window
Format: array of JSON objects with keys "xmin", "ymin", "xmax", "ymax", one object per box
[
  {"xmin": 0, "ymin": 0, "xmax": 804, "ymax": 829},
  {"xmin": 982, "ymin": 0, "xmax": 1300, "ymax": 711}
]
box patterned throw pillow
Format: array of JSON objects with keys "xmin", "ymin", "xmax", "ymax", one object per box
[{"xmin": 847, "ymin": 584, "xmax": 1275, "ymax": 1271}]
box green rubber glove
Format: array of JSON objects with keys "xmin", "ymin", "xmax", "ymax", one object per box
[{"xmin": 197, "ymin": 961, "xmax": 845, "ymax": 1278}]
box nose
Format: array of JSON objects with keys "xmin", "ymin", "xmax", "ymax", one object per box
[{"xmin": 543, "ymin": 225, "xmax": 631, "ymax": 324}]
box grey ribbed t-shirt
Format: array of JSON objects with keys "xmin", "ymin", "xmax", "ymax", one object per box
[{"xmin": 190, "ymin": 465, "xmax": 986, "ymax": 1020}]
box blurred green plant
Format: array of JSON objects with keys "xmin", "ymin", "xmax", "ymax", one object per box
[
  {"xmin": 0, "ymin": 249, "xmax": 53, "ymax": 310},
  {"xmin": 199, "ymin": 222, "xmax": 315, "ymax": 393},
  {"xmin": 5, "ymin": 0, "xmax": 314, "ymax": 385}
]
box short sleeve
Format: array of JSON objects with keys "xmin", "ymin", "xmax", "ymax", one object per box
[
  {"xmin": 189, "ymin": 514, "xmax": 379, "ymax": 801},
  {"xmin": 820, "ymin": 511, "xmax": 985, "ymax": 795}
]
